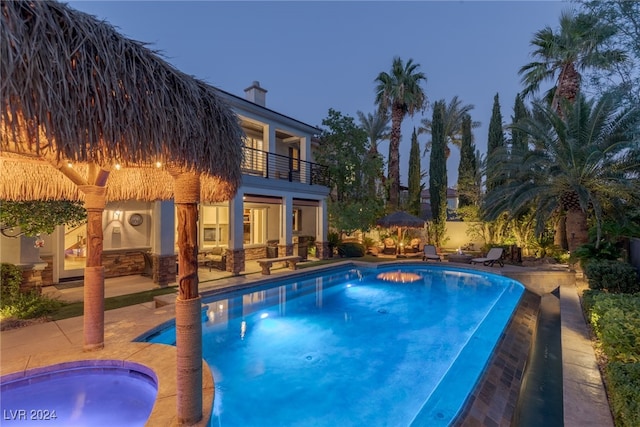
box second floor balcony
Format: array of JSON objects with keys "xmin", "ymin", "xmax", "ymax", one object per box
[{"xmin": 242, "ymin": 147, "xmax": 329, "ymax": 187}]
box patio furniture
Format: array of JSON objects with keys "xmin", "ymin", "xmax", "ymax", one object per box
[
  {"xmin": 471, "ymin": 248, "xmax": 504, "ymax": 267},
  {"xmin": 422, "ymin": 245, "xmax": 441, "ymax": 262},
  {"xmin": 447, "ymin": 253, "xmax": 473, "ymax": 264},
  {"xmin": 381, "ymin": 238, "xmax": 397, "ymax": 255},
  {"xmin": 198, "ymin": 247, "xmax": 227, "ymax": 271},
  {"xmin": 255, "ymin": 255, "xmax": 302, "ymax": 275}
]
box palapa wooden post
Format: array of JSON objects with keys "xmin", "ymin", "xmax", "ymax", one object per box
[
  {"xmin": 173, "ymin": 171, "xmax": 204, "ymax": 425},
  {"xmin": 79, "ymin": 183, "xmax": 107, "ymax": 351}
]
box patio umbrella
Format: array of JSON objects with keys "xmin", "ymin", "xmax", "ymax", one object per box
[
  {"xmin": 376, "ymin": 211, "xmax": 425, "ymax": 254},
  {"xmin": 1, "ymin": 1, "xmax": 244, "ymax": 423}
]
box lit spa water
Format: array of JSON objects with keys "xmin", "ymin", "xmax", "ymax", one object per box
[
  {"xmin": 0, "ymin": 364, "xmax": 157, "ymax": 426},
  {"xmin": 145, "ymin": 264, "xmax": 524, "ymax": 426}
]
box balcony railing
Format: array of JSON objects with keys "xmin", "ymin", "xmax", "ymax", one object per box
[{"xmin": 241, "ymin": 147, "xmax": 329, "ymax": 187}]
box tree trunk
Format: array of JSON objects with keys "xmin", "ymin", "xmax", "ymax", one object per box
[
  {"xmin": 80, "ymin": 184, "xmax": 107, "ymax": 351},
  {"xmin": 173, "ymin": 171, "xmax": 203, "ymax": 424},
  {"xmin": 388, "ymin": 105, "xmax": 404, "ymax": 209},
  {"xmin": 554, "ymin": 213, "xmax": 568, "ymax": 251},
  {"xmin": 565, "ymin": 208, "xmax": 589, "ymax": 253},
  {"xmin": 553, "ymin": 62, "xmax": 580, "ymax": 115}
]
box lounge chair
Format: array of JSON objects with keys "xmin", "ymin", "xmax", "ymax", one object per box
[
  {"xmin": 471, "ymin": 247, "xmax": 504, "ymax": 267},
  {"xmin": 381, "ymin": 238, "xmax": 397, "ymax": 255},
  {"xmin": 422, "ymin": 245, "xmax": 441, "ymax": 262}
]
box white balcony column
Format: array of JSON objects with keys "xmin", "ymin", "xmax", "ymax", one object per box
[
  {"xmin": 150, "ymin": 200, "xmax": 175, "ymax": 287},
  {"xmin": 281, "ymin": 195, "xmax": 294, "ymax": 255},
  {"xmin": 152, "ymin": 200, "xmax": 175, "ymax": 256},
  {"xmin": 300, "ymin": 136, "xmax": 310, "ymax": 183},
  {"xmin": 228, "ymin": 193, "xmax": 245, "ymax": 250},
  {"xmin": 317, "ymin": 198, "xmax": 328, "ymax": 243},
  {"xmin": 265, "ymin": 124, "xmax": 276, "ymax": 179}
]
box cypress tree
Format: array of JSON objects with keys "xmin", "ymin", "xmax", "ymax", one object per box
[
  {"xmin": 486, "ymin": 93, "xmax": 505, "ymax": 192},
  {"xmin": 457, "ymin": 114, "xmax": 477, "ymax": 208},
  {"xmin": 429, "ymin": 101, "xmax": 447, "ymax": 246},
  {"xmin": 511, "ymin": 93, "xmax": 529, "ymax": 152},
  {"xmin": 408, "ymin": 128, "xmax": 422, "ymax": 216}
]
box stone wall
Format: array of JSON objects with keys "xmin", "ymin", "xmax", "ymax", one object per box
[
  {"xmin": 245, "ymin": 246, "xmax": 267, "ymax": 260},
  {"xmin": 102, "ymin": 250, "xmax": 146, "ymax": 278},
  {"xmin": 227, "ymin": 249, "xmax": 245, "ymax": 276},
  {"xmin": 18, "ymin": 266, "xmax": 44, "ymax": 293},
  {"xmin": 151, "ymin": 254, "xmax": 176, "ymax": 287},
  {"xmin": 40, "ymin": 255, "xmax": 54, "ymax": 287}
]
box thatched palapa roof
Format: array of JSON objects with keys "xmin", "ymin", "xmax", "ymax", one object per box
[{"xmin": 0, "ymin": 0, "xmax": 244, "ymax": 202}]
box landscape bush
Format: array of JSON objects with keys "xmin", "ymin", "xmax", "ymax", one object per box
[
  {"xmin": 337, "ymin": 242, "xmax": 365, "ymax": 258},
  {"xmin": 0, "ymin": 263, "xmax": 61, "ymax": 320},
  {"xmin": 605, "ymin": 362, "xmax": 640, "ymax": 427},
  {"xmin": 585, "ymin": 260, "xmax": 640, "ymax": 293},
  {"xmin": 583, "ymin": 291, "xmax": 640, "ymax": 427}
]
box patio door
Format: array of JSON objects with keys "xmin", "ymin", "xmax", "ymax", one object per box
[{"xmin": 58, "ymin": 223, "xmax": 87, "ymax": 279}]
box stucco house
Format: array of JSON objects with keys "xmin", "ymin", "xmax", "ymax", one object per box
[{"xmin": 1, "ymin": 82, "xmax": 330, "ymax": 287}]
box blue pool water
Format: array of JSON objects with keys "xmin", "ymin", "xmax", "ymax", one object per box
[
  {"xmin": 143, "ymin": 264, "xmax": 524, "ymax": 426},
  {"xmin": 0, "ymin": 362, "xmax": 157, "ymax": 426}
]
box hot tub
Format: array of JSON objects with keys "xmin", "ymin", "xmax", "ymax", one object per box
[{"xmin": 1, "ymin": 360, "xmax": 157, "ymax": 426}]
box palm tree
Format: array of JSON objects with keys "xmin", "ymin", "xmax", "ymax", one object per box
[
  {"xmin": 357, "ymin": 110, "xmax": 390, "ymax": 156},
  {"xmin": 357, "ymin": 110, "xmax": 390, "ymax": 193},
  {"xmin": 419, "ymin": 95, "xmax": 480, "ymax": 158},
  {"xmin": 375, "ymin": 57, "xmax": 427, "ymax": 209},
  {"xmin": 483, "ymin": 91, "xmax": 640, "ymax": 254},
  {"xmin": 519, "ymin": 10, "xmax": 626, "ymax": 112}
]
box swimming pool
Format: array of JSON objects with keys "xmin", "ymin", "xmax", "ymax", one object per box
[
  {"xmin": 142, "ymin": 263, "xmax": 524, "ymax": 426},
  {"xmin": 0, "ymin": 361, "xmax": 157, "ymax": 426}
]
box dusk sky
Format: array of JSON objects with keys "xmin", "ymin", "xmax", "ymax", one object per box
[{"xmin": 68, "ymin": 1, "xmax": 569, "ymax": 185}]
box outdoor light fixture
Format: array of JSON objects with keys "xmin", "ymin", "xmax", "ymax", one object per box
[
  {"xmin": 155, "ymin": 161, "xmax": 162, "ymax": 168},
  {"xmin": 114, "ymin": 210, "xmax": 121, "ymax": 220},
  {"xmin": 114, "ymin": 163, "xmax": 121, "ymax": 170}
]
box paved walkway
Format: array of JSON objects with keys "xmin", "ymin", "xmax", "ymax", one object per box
[{"xmin": 0, "ymin": 261, "xmax": 613, "ymax": 426}]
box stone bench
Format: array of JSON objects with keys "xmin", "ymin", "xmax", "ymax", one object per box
[{"xmin": 255, "ymin": 256, "xmax": 302, "ymax": 275}]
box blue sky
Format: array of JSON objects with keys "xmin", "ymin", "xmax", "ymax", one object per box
[{"xmin": 69, "ymin": 0, "xmax": 568, "ymax": 185}]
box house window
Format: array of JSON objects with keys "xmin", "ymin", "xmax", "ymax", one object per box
[
  {"xmin": 199, "ymin": 205, "xmax": 228, "ymax": 246},
  {"xmin": 289, "ymin": 146, "xmax": 299, "ymax": 172},
  {"xmin": 243, "ymin": 208, "xmax": 266, "ymax": 245},
  {"xmin": 243, "ymin": 136, "xmax": 264, "ymax": 174}
]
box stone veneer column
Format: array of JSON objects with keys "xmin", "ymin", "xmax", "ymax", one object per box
[
  {"xmin": 226, "ymin": 248, "xmax": 245, "ymax": 276},
  {"xmin": 152, "ymin": 254, "xmax": 176, "ymax": 287},
  {"xmin": 18, "ymin": 263, "xmax": 47, "ymax": 293},
  {"xmin": 278, "ymin": 244, "xmax": 294, "ymax": 256},
  {"xmin": 316, "ymin": 242, "xmax": 331, "ymax": 260}
]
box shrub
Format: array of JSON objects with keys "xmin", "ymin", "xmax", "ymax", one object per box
[
  {"xmin": 605, "ymin": 362, "xmax": 640, "ymax": 427},
  {"xmin": 0, "ymin": 263, "xmax": 22, "ymax": 302},
  {"xmin": 573, "ymin": 241, "xmax": 622, "ymax": 269},
  {"xmin": 337, "ymin": 242, "xmax": 365, "ymax": 258},
  {"xmin": 0, "ymin": 263, "xmax": 61, "ymax": 320},
  {"xmin": 585, "ymin": 260, "xmax": 640, "ymax": 293},
  {"xmin": 587, "ymin": 292, "xmax": 640, "ymax": 363}
]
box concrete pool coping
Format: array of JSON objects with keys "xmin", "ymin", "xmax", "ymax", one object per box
[{"xmin": 0, "ymin": 261, "xmax": 613, "ymax": 426}]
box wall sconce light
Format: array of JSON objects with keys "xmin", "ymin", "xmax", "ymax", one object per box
[{"xmin": 114, "ymin": 210, "xmax": 122, "ymax": 220}]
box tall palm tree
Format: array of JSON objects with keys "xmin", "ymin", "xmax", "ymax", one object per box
[
  {"xmin": 519, "ymin": 10, "xmax": 626, "ymax": 112},
  {"xmin": 483, "ymin": 91, "xmax": 640, "ymax": 253},
  {"xmin": 357, "ymin": 110, "xmax": 390, "ymax": 192},
  {"xmin": 375, "ymin": 57, "xmax": 427, "ymax": 209},
  {"xmin": 357, "ymin": 110, "xmax": 390, "ymax": 156},
  {"xmin": 419, "ymin": 95, "xmax": 480, "ymax": 158}
]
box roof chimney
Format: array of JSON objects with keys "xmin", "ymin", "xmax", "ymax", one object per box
[{"xmin": 244, "ymin": 81, "xmax": 267, "ymax": 107}]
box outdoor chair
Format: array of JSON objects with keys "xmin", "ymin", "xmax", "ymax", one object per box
[
  {"xmin": 382, "ymin": 238, "xmax": 397, "ymax": 255},
  {"xmin": 422, "ymin": 245, "xmax": 441, "ymax": 262},
  {"xmin": 471, "ymin": 247, "xmax": 504, "ymax": 267}
]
